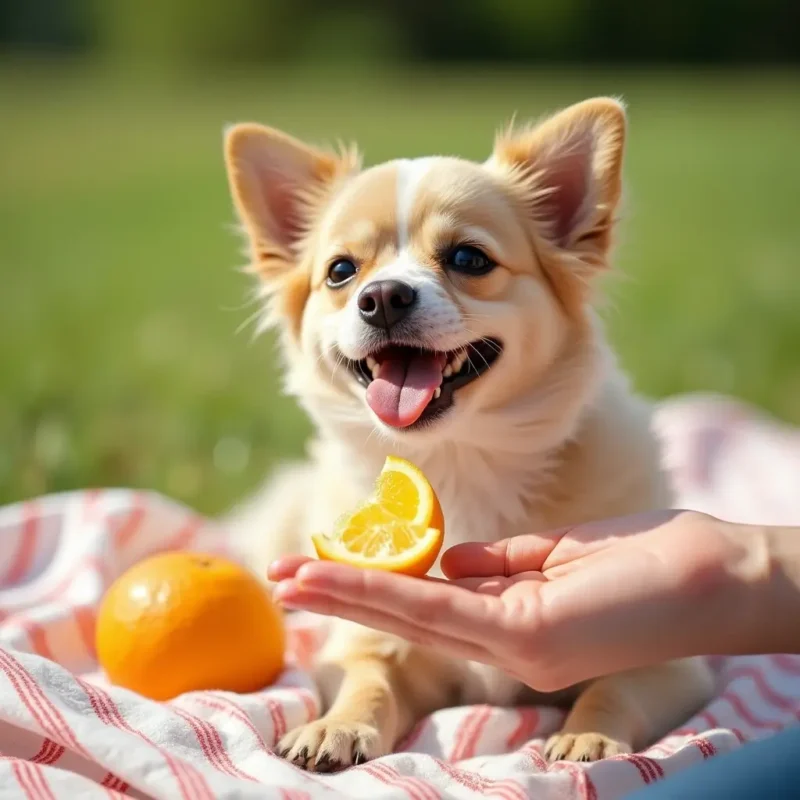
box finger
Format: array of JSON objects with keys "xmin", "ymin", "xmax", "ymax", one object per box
[
  {"xmin": 267, "ymin": 555, "xmax": 314, "ymax": 582},
  {"xmin": 441, "ymin": 532, "xmax": 567, "ymax": 579},
  {"xmin": 288, "ymin": 561, "xmax": 502, "ymax": 642},
  {"xmin": 273, "ymin": 583, "xmax": 495, "ymax": 664}
]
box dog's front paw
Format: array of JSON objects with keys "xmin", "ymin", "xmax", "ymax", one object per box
[
  {"xmin": 277, "ymin": 719, "xmax": 386, "ymax": 772},
  {"xmin": 545, "ymin": 732, "xmax": 631, "ymax": 762}
]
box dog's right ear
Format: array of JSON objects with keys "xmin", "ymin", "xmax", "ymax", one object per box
[{"xmin": 224, "ymin": 124, "xmax": 359, "ymax": 280}]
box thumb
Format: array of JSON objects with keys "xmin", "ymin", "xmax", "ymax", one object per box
[{"xmin": 441, "ymin": 531, "xmax": 565, "ymax": 579}]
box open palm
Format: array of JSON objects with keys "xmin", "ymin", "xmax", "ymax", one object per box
[{"xmin": 271, "ymin": 510, "xmax": 744, "ymax": 690}]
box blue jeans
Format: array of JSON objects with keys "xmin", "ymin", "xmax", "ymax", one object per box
[{"xmin": 625, "ymin": 725, "xmax": 799, "ymax": 799}]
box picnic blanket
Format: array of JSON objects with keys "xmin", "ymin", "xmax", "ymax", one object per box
[{"xmin": 1, "ymin": 393, "xmax": 799, "ymax": 799}]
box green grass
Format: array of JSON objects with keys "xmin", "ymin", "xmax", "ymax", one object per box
[{"xmin": 1, "ymin": 63, "xmax": 799, "ymax": 513}]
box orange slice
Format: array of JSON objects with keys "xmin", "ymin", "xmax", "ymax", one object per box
[{"xmin": 311, "ymin": 456, "xmax": 444, "ymax": 577}]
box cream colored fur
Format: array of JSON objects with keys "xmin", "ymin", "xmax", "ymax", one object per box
[{"xmin": 221, "ymin": 98, "xmax": 714, "ymax": 770}]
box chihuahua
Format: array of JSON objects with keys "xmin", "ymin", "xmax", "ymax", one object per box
[{"xmin": 222, "ymin": 98, "xmax": 713, "ymax": 770}]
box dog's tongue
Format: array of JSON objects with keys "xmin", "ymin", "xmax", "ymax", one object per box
[{"xmin": 366, "ymin": 350, "xmax": 445, "ymax": 428}]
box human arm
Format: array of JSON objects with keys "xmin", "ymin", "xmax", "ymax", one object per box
[{"xmin": 270, "ymin": 511, "xmax": 800, "ymax": 690}]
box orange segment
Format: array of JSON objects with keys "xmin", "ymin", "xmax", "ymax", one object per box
[{"xmin": 311, "ymin": 456, "xmax": 444, "ymax": 577}]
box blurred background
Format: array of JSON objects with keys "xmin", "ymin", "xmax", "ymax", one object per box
[{"xmin": 1, "ymin": 0, "xmax": 799, "ymax": 514}]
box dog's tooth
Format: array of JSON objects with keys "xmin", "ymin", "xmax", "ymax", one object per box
[
  {"xmin": 371, "ymin": 362, "xmax": 381, "ymax": 379},
  {"xmin": 452, "ymin": 353, "xmax": 466, "ymax": 373},
  {"xmin": 366, "ymin": 356, "xmax": 377, "ymax": 371},
  {"xmin": 433, "ymin": 387, "xmax": 441, "ymax": 399},
  {"xmin": 443, "ymin": 365, "xmax": 453, "ymax": 378}
]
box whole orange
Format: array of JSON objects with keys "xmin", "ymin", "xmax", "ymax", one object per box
[{"xmin": 96, "ymin": 552, "xmax": 285, "ymax": 701}]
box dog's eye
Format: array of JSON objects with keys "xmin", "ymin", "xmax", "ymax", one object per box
[
  {"xmin": 445, "ymin": 245, "xmax": 494, "ymax": 276},
  {"xmin": 326, "ymin": 259, "xmax": 358, "ymax": 287}
]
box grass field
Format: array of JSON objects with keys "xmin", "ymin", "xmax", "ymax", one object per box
[{"xmin": 1, "ymin": 63, "xmax": 799, "ymax": 514}]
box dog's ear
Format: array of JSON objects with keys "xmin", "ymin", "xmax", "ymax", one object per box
[
  {"xmin": 224, "ymin": 124, "xmax": 359, "ymax": 279},
  {"xmin": 489, "ymin": 98, "xmax": 626, "ymax": 272}
]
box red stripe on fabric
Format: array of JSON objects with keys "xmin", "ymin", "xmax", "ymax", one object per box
[
  {"xmin": 723, "ymin": 691, "xmax": 784, "ymax": 731},
  {"xmin": 519, "ymin": 741, "xmax": 548, "ymax": 770},
  {"xmin": 429, "ymin": 756, "xmax": 528, "ymax": 800},
  {"xmin": 630, "ymin": 754, "xmax": 664, "ymax": 783},
  {"xmin": 621, "ymin": 754, "xmax": 653, "ymax": 784},
  {"xmin": 373, "ymin": 762, "xmax": 442, "ymax": 800},
  {"xmin": 450, "ymin": 705, "xmax": 492, "ymax": 761},
  {"xmin": 637, "ymin": 755, "xmax": 664, "ymax": 780},
  {"xmin": 279, "ymin": 790, "xmax": 312, "ymax": 800},
  {"xmin": 4, "ymin": 501, "xmax": 40, "ymax": 586},
  {"xmin": 772, "ymin": 654, "xmax": 800, "ymax": 675},
  {"xmin": 172, "ymin": 707, "xmax": 227, "ymax": 775},
  {"xmin": 0, "ymin": 659, "xmax": 56, "ymax": 742},
  {"xmin": 4, "ymin": 652, "xmax": 87, "ymax": 753},
  {"xmin": 364, "ymin": 763, "xmax": 425, "ymax": 800},
  {"xmin": 553, "ymin": 762, "xmax": 597, "ymax": 800},
  {"xmin": 28, "ymin": 739, "xmax": 52, "ymax": 764},
  {"xmin": 384, "ymin": 762, "xmax": 447, "ymax": 800},
  {"xmin": 101, "ymin": 772, "xmax": 130, "ymax": 793},
  {"xmin": 90, "ymin": 681, "xmax": 213, "ymax": 800},
  {"xmin": 173, "ymin": 706, "xmax": 255, "ymax": 781},
  {"xmin": 265, "ymin": 697, "xmax": 287, "ymax": 742},
  {"xmin": 12, "ymin": 760, "xmax": 41, "ymax": 800},
  {"xmin": 687, "ymin": 737, "xmax": 709, "ymax": 759},
  {"xmin": 506, "ymin": 707, "xmax": 539, "ymax": 750},
  {"xmin": 30, "ymin": 739, "xmax": 65, "ymax": 766},
  {"xmin": 690, "ymin": 736, "xmax": 717, "ymax": 759},
  {"xmin": 192, "ymin": 713, "xmax": 255, "ymax": 781},
  {"xmin": 0, "ymin": 651, "xmax": 86, "ymax": 755},
  {"xmin": 699, "ymin": 709, "xmax": 719, "ymax": 728},
  {"xmin": 198, "ymin": 695, "xmax": 269, "ymax": 752},
  {"xmin": 21, "ymin": 760, "xmax": 55, "ymax": 800},
  {"xmin": 113, "ymin": 496, "xmax": 146, "ymax": 550},
  {"xmin": 296, "ymin": 689, "xmax": 318, "ymax": 722},
  {"xmin": 725, "ymin": 665, "xmax": 799, "ymax": 712},
  {"xmin": 80, "ymin": 679, "xmax": 210, "ymax": 800}
]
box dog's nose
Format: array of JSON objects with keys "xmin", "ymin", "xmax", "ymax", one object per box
[{"xmin": 357, "ymin": 280, "xmax": 417, "ymax": 330}]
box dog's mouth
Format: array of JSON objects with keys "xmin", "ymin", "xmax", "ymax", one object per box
[{"xmin": 347, "ymin": 338, "xmax": 503, "ymax": 429}]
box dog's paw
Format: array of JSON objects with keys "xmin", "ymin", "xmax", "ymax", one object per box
[
  {"xmin": 545, "ymin": 732, "xmax": 631, "ymax": 762},
  {"xmin": 277, "ymin": 719, "xmax": 386, "ymax": 772}
]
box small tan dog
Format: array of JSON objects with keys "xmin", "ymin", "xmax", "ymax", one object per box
[{"xmin": 222, "ymin": 98, "xmax": 714, "ymax": 770}]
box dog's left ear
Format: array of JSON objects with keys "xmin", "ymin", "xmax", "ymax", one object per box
[
  {"xmin": 224, "ymin": 123, "xmax": 359, "ymax": 278},
  {"xmin": 489, "ymin": 98, "xmax": 626, "ymax": 272}
]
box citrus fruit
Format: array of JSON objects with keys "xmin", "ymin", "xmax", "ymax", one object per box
[
  {"xmin": 311, "ymin": 456, "xmax": 444, "ymax": 576},
  {"xmin": 96, "ymin": 552, "xmax": 285, "ymax": 701}
]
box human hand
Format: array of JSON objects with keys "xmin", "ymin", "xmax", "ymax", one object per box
[{"xmin": 270, "ymin": 510, "xmax": 768, "ymax": 690}]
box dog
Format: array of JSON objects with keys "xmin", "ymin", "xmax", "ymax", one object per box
[{"xmin": 221, "ymin": 97, "xmax": 714, "ymax": 770}]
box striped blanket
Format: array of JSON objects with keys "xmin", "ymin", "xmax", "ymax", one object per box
[{"xmin": 1, "ymin": 394, "xmax": 798, "ymax": 799}]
